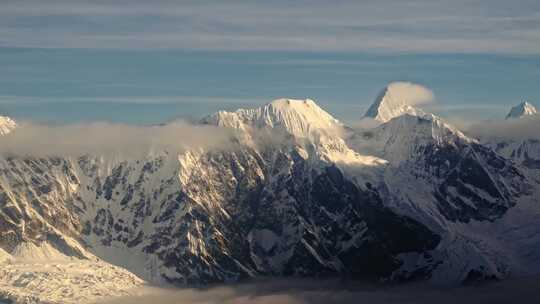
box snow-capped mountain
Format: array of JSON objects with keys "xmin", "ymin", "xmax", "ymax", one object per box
[
  {"xmin": 505, "ymin": 101, "xmax": 537, "ymax": 120},
  {"xmin": 0, "ymin": 92, "xmax": 539, "ymax": 302},
  {"xmin": 349, "ymin": 110, "xmax": 537, "ymax": 282},
  {"xmin": 0, "ymin": 116, "xmax": 16, "ymax": 135},
  {"xmin": 202, "ymin": 98, "xmax": 342, "ymax": 137}
]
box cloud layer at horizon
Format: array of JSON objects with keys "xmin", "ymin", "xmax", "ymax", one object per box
[
  {"xmin": 1, "ymin": 0, "xmax": 540, "ymax": 54},
  {"xmin": 466, "ymin": 115, "xmax": 540, "ymax": 140}
]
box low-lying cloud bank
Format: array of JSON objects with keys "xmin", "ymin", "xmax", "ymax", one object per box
[
  {"xmin": 0, "ymin": 121, "xmax": 236, "ymax": 157},
  {"xmin": 466, "ymin": 115, "xmax": 540, "ymax": 140},
  {"xmin": 101, "ymin": 277, "xmax": 540, "ymax": 304}
]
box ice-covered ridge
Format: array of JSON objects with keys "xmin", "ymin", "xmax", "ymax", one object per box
[
  {"xmin": 364, "ymin": 82, "xmax": 434, "ymax": 123},
  {"xmin": 202, "ymin": 98, "xmax": 342, "ymax": 137},
  {"xmin": 0, "ymin": 116, "xmax": 16, "ymax": 135},
  {"xmin": 506, "ymin": 101, "xmax": 537, "ymax": 119}
]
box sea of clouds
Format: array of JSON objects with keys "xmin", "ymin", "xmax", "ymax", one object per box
[{"xmin": 101, "ymin": 277, "xmax": 540, "ymax": 304}]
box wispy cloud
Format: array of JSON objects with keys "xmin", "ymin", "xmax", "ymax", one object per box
[
  {"xmin": 0, "ymin": 120, "xmax": 236, "ymax": 157},
  {"xmin": 1, "ymin": 0, "xmax": 539, "ymax": 53}
]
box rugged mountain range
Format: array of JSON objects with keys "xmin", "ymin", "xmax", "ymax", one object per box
[{"xmin": 0, "ymin": 94, "xmax": 539, "ymax": 301}]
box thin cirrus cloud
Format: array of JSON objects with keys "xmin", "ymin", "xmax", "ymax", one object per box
[
  {"xmin": 0, "ymin": 0, "xmax": 540, "ymax": 53},
  {"xmin": 0, "ymin": 95, "xmax": 264, "ymax": 105}
]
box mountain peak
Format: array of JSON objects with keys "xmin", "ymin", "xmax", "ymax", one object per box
[
  {"xmin": 202, "ymin": 98, "xmax": 341, "ymax": 136},
  {"xmin": 0, "ymin": 115, "xmax": 16, "ymax": 135},
  {"xmin": 505, "ymin": 101, "xmax": 537, "ymax": 120},
  {"xmin": 363, "ymin": 82, "xmax": 434, "ymax": 123}
]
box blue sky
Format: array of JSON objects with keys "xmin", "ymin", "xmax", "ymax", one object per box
[{"xmin": 0, "ymin": 0, "xmax": 539, "ymax": 124}]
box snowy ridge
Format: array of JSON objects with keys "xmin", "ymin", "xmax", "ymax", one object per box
[
  {"xmin": 203, "ymin": 98, "xmax": 387, "ymax": 174},
  {"xmin": 506, "ymin": 101, "xmax": 537, "ymax": 119},
  {"xmin": 0, "ymin": 116, "xmax": 16, "ymax": 135}
]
